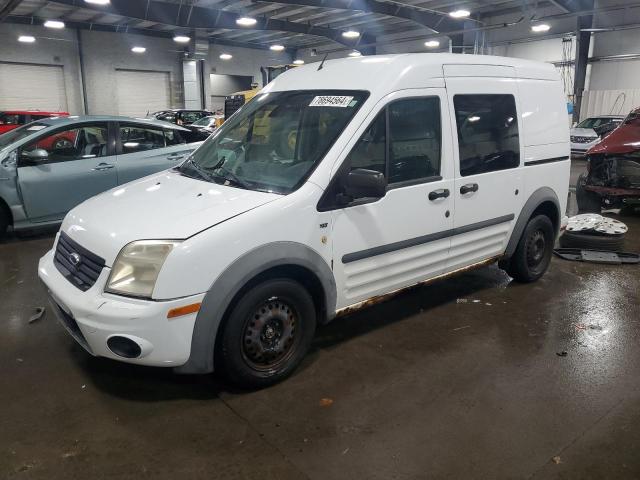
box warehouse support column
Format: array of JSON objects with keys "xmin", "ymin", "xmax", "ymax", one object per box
[
  {"xmin": 573, "ymin": 0, "xmax": 594, "ymax": 123},
  {"xmin": 450, "ymin": 34, "xmax": 464, "ymax": 53}
]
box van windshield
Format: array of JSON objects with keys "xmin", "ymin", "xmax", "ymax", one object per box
[
  {"xmin": 179, "ymin": 90, "xmax": 368, "ymax": 194},
  {"xmin": 0, "ymin": 122, "xmax": 49, "ymax": 150}
]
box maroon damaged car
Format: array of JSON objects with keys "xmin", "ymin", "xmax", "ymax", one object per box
[{"xmin": 577, "ymin": 107, "xmax": 640, "ymax": 213}]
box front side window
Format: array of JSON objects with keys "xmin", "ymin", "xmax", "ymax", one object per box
[
  {"xmin": 21, "ymin": 124, "xmax": 109, "ymax": 163},
  {"xmin": 180, "ymin": 90, "xmax": 368, "ymax": 194},
  {"xmin": 342, "ymin": 97, "xmax": 442, "ymax": 184},
  {"xmin": 454, "ymin": 94, "xmax": 519, "ymax": 177},
  {"xmin": 120, "ymin": 125, "xmax": 166, "ymax": 154}
]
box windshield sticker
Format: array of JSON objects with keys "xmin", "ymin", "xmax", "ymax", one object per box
[
  {"xmin": 26, "ymin": 125, "xmax": 47, "ymax": 131},
  {"xmin": 309, "ymin": 95, "xmax": 354, "ymax": 107}
]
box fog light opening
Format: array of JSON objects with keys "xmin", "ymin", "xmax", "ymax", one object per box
[{"xmin": 107, "ymin": 336, "xmax": 142, "ymax": 359}]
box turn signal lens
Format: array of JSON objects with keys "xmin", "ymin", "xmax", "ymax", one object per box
[{"xmin": 167, "ymin": 303, "xmax": 201, "ymax": 319}]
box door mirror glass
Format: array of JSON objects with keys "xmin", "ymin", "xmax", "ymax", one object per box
[
  {"xmin": 344, "ymin": 168, "xmax": 387, "ymax": 201},
  {"xmin": 21, "ymin": 148, "xmax": 49, "ymax": 163}
]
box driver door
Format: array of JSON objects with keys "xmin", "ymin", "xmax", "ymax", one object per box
[
  {"xmin": 17, "ymin": 122, "xmax": 117, "ymax": 222},
  {"xmin": 327, "ymin": 90, "xmax": 455, "ymax": 309}
]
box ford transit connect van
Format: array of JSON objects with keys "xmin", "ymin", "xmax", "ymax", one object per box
[{"xmin": 39, "ymin": 54, "xmax": 570, "ymax": 387}]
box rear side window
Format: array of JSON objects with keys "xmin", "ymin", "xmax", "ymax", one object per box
[
  {"xmin": 343, "ymin": 97, "xmax": 442, "ymax": 185},
  {"xmin": 120, "ymin": 125, "xmax": 166, "ymax": 154},
  {"xmin": 453, "ymin": 94, "xmax": 519, "ymax": 176}
]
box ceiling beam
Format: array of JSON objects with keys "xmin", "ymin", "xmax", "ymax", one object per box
[
  {"xmin": 547, "ymin": 0, "xmax": 571, "ymax": 13},
  {"xmin": 46, "ymin": 0, "xmax": 374, "ymax": 48},
  {"xmin": 0, "ymin": 0, "xmax": 23, "ymax": 23},
  {"xmin": 5, "ymin": 15, "xmax": 292, "ymax": 51},
  {"xmin": 253, "ymin": 0, "xmax": 466, "ymax": 33}
]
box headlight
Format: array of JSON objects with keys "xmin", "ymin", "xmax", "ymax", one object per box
[{"xmin": 106, "ymin": 240, "xmax": 180, "ymax": 298}]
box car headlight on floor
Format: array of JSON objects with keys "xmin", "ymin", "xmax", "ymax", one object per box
[{"xmin": 106, "ymin": 240, "xmax": 180, "ymax": 298}]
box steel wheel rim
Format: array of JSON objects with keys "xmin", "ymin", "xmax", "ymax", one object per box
[
  {"xmin": 241, "ymin": 298, "xmax": 299, "ymax": 372},
  {"xmin": 527, "ymin": 229, "xmax": 547, "ymax": 267}
]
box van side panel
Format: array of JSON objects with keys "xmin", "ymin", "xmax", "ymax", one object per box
[{"xmin": 516, "ymin": 76, "xmax": 570, "ymax": 227}]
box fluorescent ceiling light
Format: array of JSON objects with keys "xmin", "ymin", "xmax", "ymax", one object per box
[
  {"xmin": 449, "ymin": 9, "xmax": 470, "ymax": 18},
  {"xmin": 348, "ymin": 50, "xmax": 361, "ymax": 57},
  {"xmin": 293, "ymin": 59, "xmax": 304, "ymax": 65},
  {"xmin": 18, "ymin": 35, "xmax": 35, "ymax": 43},
  {"xmin": 531, "ymin": 23, "xmax": 551, "ymax": 32},
  {"xmin": 270, "ymin": 44, "xmax": 285, "ymax": 51},
  {"xmin": 342, "ymin": 30, "xmax": 360, "ymax": 38},
  {"xmin": 173, "ymin": 35, "xmax": 190, "ymax": 43},
  {"xmin": 236, "ymin": 17, "xmax": 257, "ymax": 26},
  {"xmin": 424, "ymin": 40, "xmax": 440, "ymax": 48},
  {"xmin": 131, "ymin": 46, "xmax": 146, "ymax": 53},
  {"xmin": 219, "ymin": 53, "xmax": 233, "ymax": 60},
  {"xmin": 44, "ymin": 20, "xmax": 65, "ymax": 29},
  {"xmin": 84, "ymin": 0, "xmax": 110, "ymax": 4}
]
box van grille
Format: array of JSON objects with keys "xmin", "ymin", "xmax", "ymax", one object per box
[
  {"xmin": 53, "ymin": 232, "xmax": 105, "ymax": 291},
  {"xmin": 571, "ymin": 135, "xmax": 596, "ymax": 144}
]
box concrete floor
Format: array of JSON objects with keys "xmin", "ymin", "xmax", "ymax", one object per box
[{"xmin": 2, "ymin": 161, "xmax": 640, "ymax": 479}]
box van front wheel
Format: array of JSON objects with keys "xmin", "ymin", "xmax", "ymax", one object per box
[
  {"xmin": 219, "ymin": 278, "xmax": 316, "ymax": 388},
  {"xmin": 505, "ymin": 215, "xmax": 554, "ymax": 283}
]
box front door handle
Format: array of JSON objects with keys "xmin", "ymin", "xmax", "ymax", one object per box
[
  {"xmin": 92, "ymin": 163, "xmax": 115, "ymax": 171},
  {"xmin": 167, "ymin": 153, "xmax": 186, "ymax": 161},
  {"xmin": 460, "ymin": 183, "xmax": 479, "ymax": 195},
  {"xmin": 428, "ymin": 188, "xmax": 450, "ymax": 201}
]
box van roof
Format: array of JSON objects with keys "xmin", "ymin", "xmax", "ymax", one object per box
[{"xmin": 264, "ymin": 53, "xmax": 559, "ymax": 94}]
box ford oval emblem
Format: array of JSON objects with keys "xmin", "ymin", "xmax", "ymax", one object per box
[{"xmin": 68, "ymin": 252, "xmax": 81, "ymax": 267}]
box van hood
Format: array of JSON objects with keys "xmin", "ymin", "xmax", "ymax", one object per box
[{"xmin": 61, "ymin": 170, "xmax": 281, "ymax": 265}]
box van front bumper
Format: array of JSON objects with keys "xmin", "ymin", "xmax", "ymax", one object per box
[{"xmin": 38, "ymin": 249, "xmax": 204, "ymax": 367}]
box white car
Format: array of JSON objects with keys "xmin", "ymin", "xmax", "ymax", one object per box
[
  {"xmin": 570, "ymin": 115, "xmax": 623, "ymax": 158},
  {"xmin": 39, "ymin": 54, "xmax": 570, "ymax": 387}
]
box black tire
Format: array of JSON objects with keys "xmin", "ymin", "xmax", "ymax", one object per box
[
  {"xmin": 0, "ymin": 207, "xmax": 8, "ymax": 241},
  {"xmin": 505, "ymin": 215, "xmax": 555, "ymax": 283},
  {"xmin": 576, "ymin": 173, "xmax": 602, "ymax": 213},
  {"xmin": 559, "ymin": 230, "xmax": 625, "ymax": 251},
  {"xmin": 218, "ymin": 278, "xmax": 316, "ymax": 388},
  {"xmin": 620, "ymin": 204, "xmax": 638, "ymax": 216}
]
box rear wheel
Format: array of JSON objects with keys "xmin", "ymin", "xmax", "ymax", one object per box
[
  {"xmin": 505, "ymin": 215, "xmax": 554, "ymax": 283},
  {"xmin": 218, "ymin": 278, "xmax": 316, "ymax": 388},
  {"xmin": 0, "ymin": 207, "xmax": 8, "ymax": 241},
  {"xmin": 576, "ymin": 173, "xmax": 601, "ymax": 213}
]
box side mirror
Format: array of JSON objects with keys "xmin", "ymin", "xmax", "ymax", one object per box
[
  {"xmin": 21, "ymin": 148, "xmax": 49, "ymax": 163},
  {"xmin": 339, "ymin": 168, "xmax": 387, "ymax": 204}
]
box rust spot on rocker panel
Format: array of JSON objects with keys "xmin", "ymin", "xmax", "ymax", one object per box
[{"xmin": 335, "ymin": 256, "xmax": 502, "ymax": 317}]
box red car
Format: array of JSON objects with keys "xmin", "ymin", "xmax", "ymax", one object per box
[
  {"xmin": 0, "ymin": 110, "xmax": 69, "ymax": 135},
  {"xmin": 577, "ymin": 107, "xmax": 640, "ymax": 212}
]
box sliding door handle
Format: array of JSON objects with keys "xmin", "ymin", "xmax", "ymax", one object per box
[
  {"xmin": 460, "ymin": 183, "xmax": 479, "ymax": 195},
  {"xmin": 428, "ymin": 188, "xmax": 450, "ymax": 201}
]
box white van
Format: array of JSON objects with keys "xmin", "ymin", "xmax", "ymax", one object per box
[{"xmin": 39, "ymin": 54, "xmax": 570, "ymax": 387}]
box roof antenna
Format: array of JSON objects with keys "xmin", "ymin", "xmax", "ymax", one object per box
[{"xmin": 317, "ymin": 53, "xmax": 328, "ymax": 71}]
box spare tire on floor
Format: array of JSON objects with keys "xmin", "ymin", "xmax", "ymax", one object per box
[
  {"xmin": 559, "ymin": 230, "xmax": 625, "ymax": 251},
  {"xmin": 576, "ymin": 173, "xmax": 602, "ymax": 213}
]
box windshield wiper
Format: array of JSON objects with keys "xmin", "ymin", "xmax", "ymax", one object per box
[
  {"xmin": 211, "ymin": 165, "xmax": 252, "ymax": 190},
  {"xmin": 179, "ymin": 156, "xmax": 215, "ymax": 182}
]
